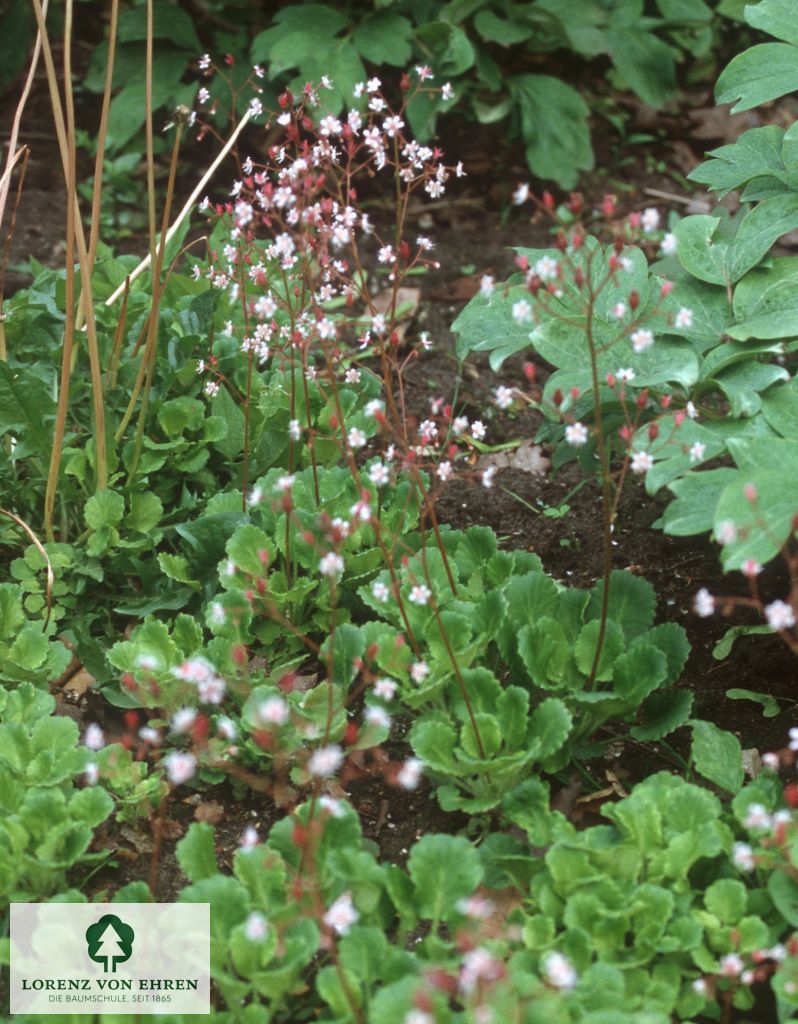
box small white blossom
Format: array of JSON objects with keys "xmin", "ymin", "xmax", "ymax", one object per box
[
  {"xmin": 410, "ymin": 661, "xmax": 430, "ymax": 683},
  {"xmin": 694, "ymin": 588, "xmax": 715, "ymax": 617},
  {"xmin": 732, "ymin": 842, "xmax": 755, "ymax": 872},
  {"xmin": 471, "ymin": 420, "xmax": 486, "ymax": 440},
  {"xmin": 348, "ymin": 427, "xmax": 367, "ymax": 449},
  {"xmin": 319, "ymin": 795, "xmax": 346, "ymax": 818},
  {"xmin": 164, "ymin": 751, "xmax": 197, "ymax": 785},
  {"xmin": 324, "ymin": 891, "xmax": 358, "ymax": 935},
  {"xmin": 374, "ymin": 678, "xmax": 397, "ymax": 700},
  {"xmin": 308, "ymin": 744, "xmax": 344, "ymax": 777},
  {"xmin": 565, "ymin": 422, "xmax": 589, "ymax": 446},
  {"xmin": 397, "ymin": 757, "xmax": 423, "ymax": 790},
  {"xmin": 437, "ymin": 461, "xmax": 453, "ymax": 481},
  {"xmin": 630, "ymin": 450, "xmax": 654, "ymax": 474},
  {"xmin": 543, "ymin": 951, "xmax": 578, "ymax": 990},
  {"xmin": 84, "ymin": 763, "xmax": 99, "ymax": 785},
  {"xmin": 409, "ymin": 584, "xmax": 432, "ymax": 606},
  {"xmin": 172, "ymin": 708, "xmax": 197, "ymax": 734},
  {"xmin": 660, "ymin": 232, "xmax": 677, "ymax": 256},
  {"xmin": 494, "ymin": 386, "xmax": 514, "ymax": 410},
  {"xmin": 720, "ymin": 953, "xmax": 744, "ymax": 977},
  {"xmin": 766, "ymin": 599, "xmax": 795, "ymax": 631},
  {"xmin": 84, "ymin": 724, "xmax": 105, "ymax": 751},
  {"xmin": 255, "ymin": 696, "xmax": 289, "ymax": 727},
  {"xmin": 371, "ymin": 580, "xmax": 390, "ymax": 603},
  {"xmin": 240, "ymin": 825, "xmax": 259, "ymax": 850},
  {"xmin": 641, "ymin": 207, "xmax": 660, "ymax": 232},
  {"xmin": 744, "ymin": 803, "xmax": 772, "ymax": 830},
  {"xmin": 689, "ymin": 441, "xmax": 706, "ymax": 463},
  {"xmin": 245, "ymin": 912, "xmax": 268, "ymax": 941},
  {"xmin": 319, "ymin": 552, "xmax": 345, "ymax": 578},
  {"xmin": 365, "ymin": 705, "xmax": 391, "ymax": 730},
  {"xmin": 617, "ymin": 367, "xmax": 635, "ymax": 382},
  {"xmin": 630, "ymin": 328, "xmax": 654, "ymax": 353},
  {"xmin": 369, "ymin": 462, "xmax": 390, "ymax": 486},
  {"xmin": 675, "ymin": 307, "xmax": 694, "ymax": 329},
  {"xmin": 482, "ymin": 466, "xmax": 497, "ymax": 489},
  {"xmin": 513, "ymin": 183, "xmax": 530, "ymax": 205},
  {"xmin": 480, "ymin": 275, "xmax": 495, "ymax": 296},
  {"xmin": 512, "ymin": 299, "xmax": 532, "ymax": 323}
]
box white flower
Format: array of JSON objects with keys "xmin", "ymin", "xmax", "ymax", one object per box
[
  {"xmin": 675, "ymin": 307, "xmax": 694, "ymax": 329},
  {"xmin": 611, "ymin": 302, "xmax": 627, "ymax": 319},
  {"xmin": 245, "ymin": 912, "xmax": 268, "ymax": 941},
  {"xmin": 348, "ymin": 427, "xmax": 367, "ymax": 449},
  {"xmin": 217, "ymin": 717, "xmax": 236, "ymax": 740},
  {"xmin": 139, "ymin": 726, "xmax": 160, "ymax": 744},
  {"xmin": 630, "ymin": 328, "xmax": 654, "ymax": 353},
  {"xmin": 641, "ymin": 207, "xmax": 660, "ymax": 232},
  {"xmin": 240, "ymin": 825, "xmax": 259, "ymax": 850},
  {"xmin": 495, "ymin": 385, "xmax": 514, "ymax": 409},
  {"xmin": 765, "ymin": 599, "xmax": 795, "ymax": 631},
  {"xmin": 84, "ymin": 724, "xmax": 105, "ymax": 751},
  {"xmin": 630, "ymin": 450, "xmax": 654, "ymax": 474},
  {"xmin": 255, "ymin": 696, "xmax": 288, "ymax": 727},
  {"xmin": 308, "ymin": 744, "xmax": 344, "ymax": 777},
  {"xmin": 744, "ymin": 803, "xmax": 772, "ymax": 830},
  {"xmin": 365, "ymin": 706, "xmax": 391, "ymax": 730},
  {"xmin": 247, "ymin": 485, "xmax": 263, "ymax": 507},
  {"xmin": 85, "ymin": 763, "xmax": 99, "ymax": 785},
  {"xmin": 686, "ymin": 401, "xmax": 698, "ymax": 419},
  {"xmin": 534, "ymin": 255, "xmax": 558, "ymax": 281},
  {"xmin": 471, "ymin": 420, "xmax": 486, "ymax": 440},
  {"xmin": 689, "ymin": 441, "xmax": 706, "ymax": 463},
  {"xmin": 480, "ymin": 275, "xmax": 495, "ymax": 297},
  {"xmin": 371, "ymin": 580, "xmax": 390, "ymax": 603},
  {"xmin": 460, "ymin": 947, "xmax": 501, "ymax": 992},
  {"xmin": 410, "ymin": 661, "xmax": 430, "ymax": 683},
  {"xmin": 512, "ymin": 299, "xmax": 532, "ymax": 323},
  {"xmin": 171, "ymin": 707, "xmax": 197, "ymax": 734},
  {"xmin": 319, "ymin": 552, "xmax": 345, "ymax": 578},
  {"xmin": 204, "ymin": 381, "xmax": 220, "ymax": 399},
  {"xmin": 436, "ymin": 461, "xmax": 452, "ymax": 481},
  {"xmin": 565, "ymin": 422, "xmax": 589, "ymax": 446},
  {"xmin": 482, "ymin": 466, "xmax": 497, "ymax": 489},
  {"xmin": 732, "ymin": 842, "xmax": 755, "ymax": 872},
  {"xmin": 404, "ymin": 1013, "xmax": 434, "ymax": 1024},
  {"xmin": 369, "ymin": 462, "xmax": 390, "ymax": 486},
  {"xmin": 164, "ymin": 751, "xmax": 197, "ymax": 785},
  {"xmin": 319, "ymin": 795, "xmax": 346, "ymax": 818},
  {"xmin": 692, "ymin": 978, "xmax": 708, "ymax": 995},
  {"xmin": 374, "ymin": 678, "xmax": 397, "ymax": 700},
  {"xmin": 397, "ymin": 757, "xmax": 423, "ymax": 789},
  {"xmin": 409, "ymin": 584, "xmax": 432, "ymax": 606},
  {"xmin": 762, "ymin": 751, "xmax": 780, "ymax": 768},
  {"xmin": 716, "ymin": 519, "xmax": 737, "ymax": 545},
  {"xmin": 289, "ymin": 419, "xmax": 301, "ymax": 441},
  {"xmin": 616, "ymin": 367, "xmax": 635, "ymax": 382},
  {"xmin": 378, "ymin": 244, "xmax": 395, "ymax": 264},
  {"xmin": 543, "ymin": 951, "xmax": 578, "ymax": 990},
  {"xmin": 660, "ymin": 232, "xmax": 677, "ymax": 255},
  {"xmin": 693, "ymin": 588, "xmax": 715, "ymax": 617},
  {"xmin": 720, "ymin": 953, "xmax": 744, "ymax": 977},
  {"xmin": 324, "ymin": 892, "xmax": 359, "ymax": 935},
  {"xmin": 513, "ymin": 183, "xmax": 530, "ymax": 205}
]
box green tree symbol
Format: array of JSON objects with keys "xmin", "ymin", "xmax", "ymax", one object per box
[{"xmin": 85, "ymin": 914, "xmax": 134, "ymax": 973}]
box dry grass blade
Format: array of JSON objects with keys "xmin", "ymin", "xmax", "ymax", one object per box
[{"xmin": 0, "ymin": 507, "xmax": 54, "ymax": 629}]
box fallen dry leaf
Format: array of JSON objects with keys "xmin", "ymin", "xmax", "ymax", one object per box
[
  {"xmin": 194, "ymin": 800, "xmax": 225, "ymax": 825},
  {"xmin": 370, "ymin": 287, "xmax": 421, "ymax": 342},
  {"xmin": 63, "ymin": 667, "xmax": 95, "ymax": 696}
]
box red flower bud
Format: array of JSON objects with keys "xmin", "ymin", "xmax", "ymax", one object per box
[
  {"xmin": 568, "ymin": 192, "xmax": 583, "ymax": 215},
  {"xmin": 660, "ymin": 280, "xmax": 674, "ymax": 297},
  {"xmin": 629, "ymin": 290, "xmax": 640, "ymax": 310},
  {"xmin": 232, "ymin": 644, "xmax": 247, "ymax": 665},
  {"xmin": 543, "ymin": 190, "xmax": 555, "ymax": 210},
  {"xmin": 344, "ymin": 722, "xmax": 358, "ymax": 746},
  {"xmin": 400, "ymin": 72, "xmax": 410, "ymax": 92},
  {"xmin": 648, "ymin": 422, "xmax": 659, "ymax": 441},
  {"xmin": 523, "ymin": 362, "xmax": 536, "ymax": 381},
  {"xmin": 553, "ymin": 388, "xmax": 563, "ymax": 407},
  {"xmin": 606, "ymin": 373, "xmax": 616, "ymax": 388}
]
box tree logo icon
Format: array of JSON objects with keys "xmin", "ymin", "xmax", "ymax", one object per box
[{"xmin": 85, "ymin": 914, "xmax": 135, "ymax": 973}]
